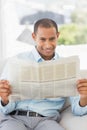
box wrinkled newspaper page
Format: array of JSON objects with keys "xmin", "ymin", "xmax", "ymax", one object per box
[{"xmin": 8, "ymin": 56, "xmax": 80, "ymax": 101}]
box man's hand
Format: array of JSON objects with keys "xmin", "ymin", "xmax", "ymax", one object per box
[
  {"xmin": 77, "ymin": 79, "xmax": 87, "ymax": 107},
  {"xmin": 0, "ymin": 80, "xmax": 12, "ymax": 105}
]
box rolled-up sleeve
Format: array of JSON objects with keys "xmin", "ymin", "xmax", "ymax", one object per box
[
  {"xmin": 0, "ymin": 99, "xmax": 16, "ymax": 114},
  {"xmin": 70, "ymin": 96, "xmax": 87, "ymax": 116}
]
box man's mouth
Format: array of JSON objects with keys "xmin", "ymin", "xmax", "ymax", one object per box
[{"xmin": 44, "ymin": 48, "xmax": 53, "ymax": 51}]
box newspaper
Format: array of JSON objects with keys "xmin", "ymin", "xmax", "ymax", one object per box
[{"xmin": 8, "ymin": 56, "xmax": 80, "ymax": 101}]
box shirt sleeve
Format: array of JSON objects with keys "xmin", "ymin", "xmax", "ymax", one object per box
[
  {"xmin": 0, "ymin": 99, "xmax": 16, "ymax": 114},
  {"xmin": 70, "ymin": 96, "xmax": 87, "ymax": 116}
]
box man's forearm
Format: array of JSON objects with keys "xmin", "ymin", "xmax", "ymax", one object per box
[
  {"xmin": 79, "ymin": 96, "xmax": 87, "ymax": 107},
  {"xmin": 1, "ymin": 99, "xmax": 9, "ymax": 106}
]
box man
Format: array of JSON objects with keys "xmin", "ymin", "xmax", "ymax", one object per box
[{"xmin": 0, "ymin": 18, "xmax": 87, "ymax": 130}]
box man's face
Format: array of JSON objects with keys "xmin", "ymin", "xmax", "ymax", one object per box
[{"xmin": 32, "ymin": 27, "xmax": 59, "ymax": 60}]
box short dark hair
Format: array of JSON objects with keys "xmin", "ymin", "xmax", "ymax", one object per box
[{"xmin": 34, "ymin": 18, "xmax": 58, "ymax": 34}]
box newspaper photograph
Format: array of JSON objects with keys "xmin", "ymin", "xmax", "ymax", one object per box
[{"xmin": 8, "ymin": 56, "xmax": 80, "ymax": 101}]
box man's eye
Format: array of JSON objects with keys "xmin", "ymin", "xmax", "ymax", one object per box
[
  {"xmin": 50, "ymin": 38, "xmax": 55, "ymax": 41},
  {"xmin": 40, "ymin": 39, "xmax": 45, "ymax": 41}
]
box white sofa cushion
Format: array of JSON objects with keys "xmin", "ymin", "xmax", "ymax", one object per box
[
  {"xmin": 0, "ymin": 59, "xmax": 7, "ymax": 76},
  {"xmin": 60, "ymin": 107, "xmax": 87, "ymax": 130}
]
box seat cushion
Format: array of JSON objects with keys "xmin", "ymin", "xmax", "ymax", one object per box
[{"xmin": 60, "ymin": 107, "xmax": 87, "ymax": 130}]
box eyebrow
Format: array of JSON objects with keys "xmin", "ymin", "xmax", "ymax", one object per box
[
  {"xmin": 40, "ymin": 36, "xmax": 56, "ymax": 40},
  {"xmin": 49, "ymin": 37, "xmax": 56, "ymax": 40}
]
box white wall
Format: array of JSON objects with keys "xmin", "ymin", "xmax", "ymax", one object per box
[{"xmin": 0, "ymin": 0, "xmax": 6, "ymax": 59}]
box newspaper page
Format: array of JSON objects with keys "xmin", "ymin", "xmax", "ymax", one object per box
[{"xmin": 8, "ymin": 56, "xmax": 80, "ymax": 101}]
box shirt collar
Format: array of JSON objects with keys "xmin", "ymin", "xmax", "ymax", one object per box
[{"xmin": 32, "ymin": 46, "xmax": 59, "ymax": 63}]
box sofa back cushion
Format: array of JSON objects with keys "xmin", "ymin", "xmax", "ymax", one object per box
[{"xmin": 0, "ymin": 59, "xmax": 7, "ymax": 76}]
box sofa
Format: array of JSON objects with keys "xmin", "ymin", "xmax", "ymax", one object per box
[
  {"xmin": 60, "ymin": 105, "xmax": 87, "ymax": 130},
  {"xmin": 0, "ymin": 59, "xmax": 87, "ymax": 130}
]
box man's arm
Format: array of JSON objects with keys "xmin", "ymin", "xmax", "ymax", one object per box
[
  {"xmin": 0, "ymin": 80, "xmax": 11, "ymax": 105},
  {"xmin": 0, "ymin": 61, "xmax": 17, "ymax": 114},
  {"xmin": 0, "ymin": 79, "xmax": 16, "ymax": 114},
  {"xmin": 77, "ymin": 79, "xmax": 87, "ymax": 106},
  {"xmin": 70, "ymin": 79, "xmax": 87, "ymax": 116}
]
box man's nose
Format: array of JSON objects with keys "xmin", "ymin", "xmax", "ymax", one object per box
[{"xmin": 45, "ymin": 40, "xmax": 51, "ymax": 47}]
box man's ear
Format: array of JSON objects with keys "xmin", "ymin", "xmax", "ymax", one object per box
[
  {"xmin": 32, "ymin": 33, "xmax": 36, "ymax": 41},
  {"xmin": 57, "ymin": 32, "xmax": 60, "ymax": 38}
]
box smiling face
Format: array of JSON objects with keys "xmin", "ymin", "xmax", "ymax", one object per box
[{"xmin": 32, "ymin": 26, "xmax": 59, "ymax": 60}]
